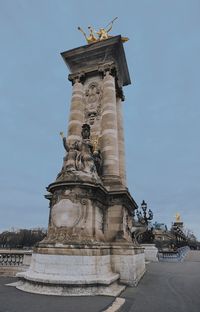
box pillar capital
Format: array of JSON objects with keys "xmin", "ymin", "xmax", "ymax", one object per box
[
  {"xmin": 98, "ymin": 62, "xmax": 117, "ymax": 78},
  {"xmin": 68, "ymin": 72, "xmax": 86, "ymax": 85}
]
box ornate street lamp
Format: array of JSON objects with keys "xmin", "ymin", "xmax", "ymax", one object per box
[
  {"xmin": 137, "ymin": 200, "xmax": 153, "ymax": 224},
  {"xmin": 141, "ymin": 200, "xmax": 147, "ymax": 212}
]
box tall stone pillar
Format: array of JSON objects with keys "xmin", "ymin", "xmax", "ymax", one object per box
[
  {"xmin": 16, "ymin": 35, "xmax": 145, "ymax": 297},
  {"xmin": 101, "ymin": 71, "xmax": 120, "ymax": 182},
  {"xmin": 116, "ymin": 97, "xmax": 127, "ymax": 187},
  {"xmin": 67, "ymin": 79, "xmax": 84, "ymax": 142}
]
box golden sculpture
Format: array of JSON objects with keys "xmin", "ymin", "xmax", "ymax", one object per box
[
  {"xmin": 175, "ymin": 213, "xmax": 181, "ymax": 222},
  {"xmin": 78, "ymin": 26, "xmax": 98, "ymax": 44},
  {"xmin": 78, "ymin": 17, "xmax": 129, "ymax": 44},
  {"xmin": 91, "ymin": 137, "xmax": 99, "ymax": 153}
]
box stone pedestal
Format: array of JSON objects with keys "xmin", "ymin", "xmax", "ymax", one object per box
[
  {"xmin": 17, "ymin": 245, "xmax": 125, "ymax": 296},
  {"xmin": 16, "ymin": 36, "xmax": 145, "ymax": 296},
  {"xmin": 111, "ymin": 244, "xmax": 145, "ymax": 286},
  {"xmin": 141, "ymin": 244, "xmax": 158, "ymax": 262}
]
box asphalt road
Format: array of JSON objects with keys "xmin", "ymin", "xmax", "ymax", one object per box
[
  {"xmin": 120, "ymin": 258, "xmax": 200, "ymax": 312},
  {"xmin": 0, "ymin": 277, "xmax": 114, "ymax": 312}
]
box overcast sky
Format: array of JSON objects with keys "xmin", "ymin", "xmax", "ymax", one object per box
[{"xmin": 0, "ymin": 0, "xmax": 200, "ymax": 238}]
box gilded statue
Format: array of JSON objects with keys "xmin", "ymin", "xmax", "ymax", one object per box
[
  {"xmin": 78, "ymin": 26, "xmax": 97, "ymax": 44},
  {"xmin": 175, "ymin": 213, "xmax": 181, "ymax": 222},
  {"xmin": 78, "ymin": 17, "xmax": 129, "ymax": 44}
]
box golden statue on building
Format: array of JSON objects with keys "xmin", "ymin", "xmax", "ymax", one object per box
[
  {"xmin": 175, "ymin": 213, "xmax": 181, "ymax": 222},
  {"xmin": 78, "ymin": 17, "xmax": 129, "ymax": 44}
]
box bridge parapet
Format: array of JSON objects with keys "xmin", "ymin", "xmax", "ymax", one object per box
[
  {"xmin": 158, "ymin": 246, "xmax": 190, "ymax": 262},
  {"xmin": 0, "ymin": 250, "xmax": 32, "ymax": 276}
]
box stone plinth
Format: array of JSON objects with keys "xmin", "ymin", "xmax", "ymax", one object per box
[
  {"xmin": 17, "ymin": 245, "xmax": 125, "ymax": 296},
  {"xmin": 111, "ymin": 244, "xmax": 146, "ymax": 286},
  {"xmin": 141, "ymin": 244, "xmax": 158, "ymax": 262}
]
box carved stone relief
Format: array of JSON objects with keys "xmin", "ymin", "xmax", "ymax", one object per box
[
  {"xmin": 84, "ymin": 81, "xmax": 102, "ymax": 126},
  {"xmin": 51, "ymin": 198, "xmax": 81, "ymax": 228}
]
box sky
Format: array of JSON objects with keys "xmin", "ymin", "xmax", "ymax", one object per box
[{"xmin": 0, "ymin": 0, "xmax": 200, "ymax": 238}]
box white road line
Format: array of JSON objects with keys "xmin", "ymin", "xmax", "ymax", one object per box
[{"xmin": 103, "ymin": 297, "xmax": 125, "ymax": 312}]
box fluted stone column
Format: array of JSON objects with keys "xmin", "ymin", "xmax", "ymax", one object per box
[
  {"xmin": 101, "ymin": 72, "xmax": 120, "ymax": 181},
  {"xmin": 67, "ymin": 80, "xmax": 84, "ymax": 141},
  {"xmin": 116, "ymin": 97, "xmax": 127, "ymax": 187}
]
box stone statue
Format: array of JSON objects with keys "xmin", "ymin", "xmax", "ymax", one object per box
[
  {"xmin": 92, "ymin": 137, "xmax": 102, "ymax": 176},
  {"xmin": 81, "ymin": 123, "xmax": 91, "ymax": 140},
  {"xmin": 58, "ymin": 125, "xmax": 102, "ymax": 180},
  {"xmin": 76, "ymin": 124, "xmax": 97, "ymax": 174},
  {"xmin": 59, "ymin": 132, "xmax": 80, "ymax": 172}
]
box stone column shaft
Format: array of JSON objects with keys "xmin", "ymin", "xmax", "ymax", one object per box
[
  {"xmin": 101, "ymin": 72, "xmax": 119, "ymax": 180},
  {"xmin": 67, "ymin": 81, "xmax": 84, "ymax": 141},
  {"xmin": 116, "ymin": 97, "xmax": 127, "ymax": 186}
]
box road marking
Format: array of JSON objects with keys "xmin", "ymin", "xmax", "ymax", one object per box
[{"xmin": 103, "ymin": 297, "xmax": 125, "ymax": 312}]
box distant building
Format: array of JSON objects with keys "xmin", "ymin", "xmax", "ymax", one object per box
[{"xmin": 153, "ymin": 216, "xmax": 187, "ymax": 250}]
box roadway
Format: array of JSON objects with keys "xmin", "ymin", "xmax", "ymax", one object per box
[{"xmin": 0, "ymin": 251, "xmax": 199, "ymax": 312}]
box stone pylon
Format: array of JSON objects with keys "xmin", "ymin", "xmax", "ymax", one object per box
[{"xmin": 17, "ymin": 36, "xmax": 145, "ymax": 296}]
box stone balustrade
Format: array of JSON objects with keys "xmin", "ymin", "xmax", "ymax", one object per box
[
  {"xmin": 158, "ymin": 246, "xmax": 190, "ymax": 262},
  {"xmin": 0, "ymin": 249, "xmax": 32, "ymax": 276}
]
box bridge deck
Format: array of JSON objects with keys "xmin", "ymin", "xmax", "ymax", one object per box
[
  {"xmin": 120, "ymin": 251, "xmax": 200, "ymax": 312},
  {"xmin": 0, "ymin": 251, "xmax": 199, "ymax": 312}
]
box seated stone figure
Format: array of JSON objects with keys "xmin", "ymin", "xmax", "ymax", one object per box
[
  {"xmin": 76, "ymin": 124, "xmax": 98, "ymax": 174},
  {"xmin": 57, "ymin": 125, "xmax": 102, "ymax": 182},
  {"xmin": 60, "ymin": 133, "xmax": 80, "ymax": 171}
]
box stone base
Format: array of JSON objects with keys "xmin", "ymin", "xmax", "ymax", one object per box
[
  {"xmin": 16, "ymin": 243, "xmax": 145, "ymax": 296},
  {"xmin": 111, "ymin": 244, "xmax": 146, "ymax": 286},
  {"xmin": 141, "ymin": 244, "xmax": 158, "ymax": 262},
  {"xmin": 16, "ymin": 245, "xmax": 123, "ymax": 296},
  {"xmin": 15, "ymin": 279, "xmax": 125, "ymax": 297}
]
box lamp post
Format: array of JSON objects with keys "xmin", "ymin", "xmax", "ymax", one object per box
[
  {"xmin": 137, "ymin": 200, "xmax": 153, "ymax": 224},
  {"xmin": 141, "ymin": 200, "xmax": 147, "ymax": 221}
]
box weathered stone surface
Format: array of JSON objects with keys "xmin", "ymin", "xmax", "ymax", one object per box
[
  {"xmin": 111, "ymin": 244, "xmax": 146, "ymax": 286},
  {"xmin": 61, "ymin": 36, "xmax": 131, "ymax": 88},
  {"xmin": 15, "ymin": 279, "xmax": 125, "ymax": 297},
  {"xmin": 141, "ymin": 244, "xmax": 159, "ymax": 262}
]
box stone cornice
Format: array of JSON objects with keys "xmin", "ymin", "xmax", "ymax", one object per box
[
  {"xmin": 46, "ymin": 180, "xmax": 137, "ymax": 215},
  {"xmin": 61, "ymin": 35, "xmax": 131, "ymax": 87}
]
